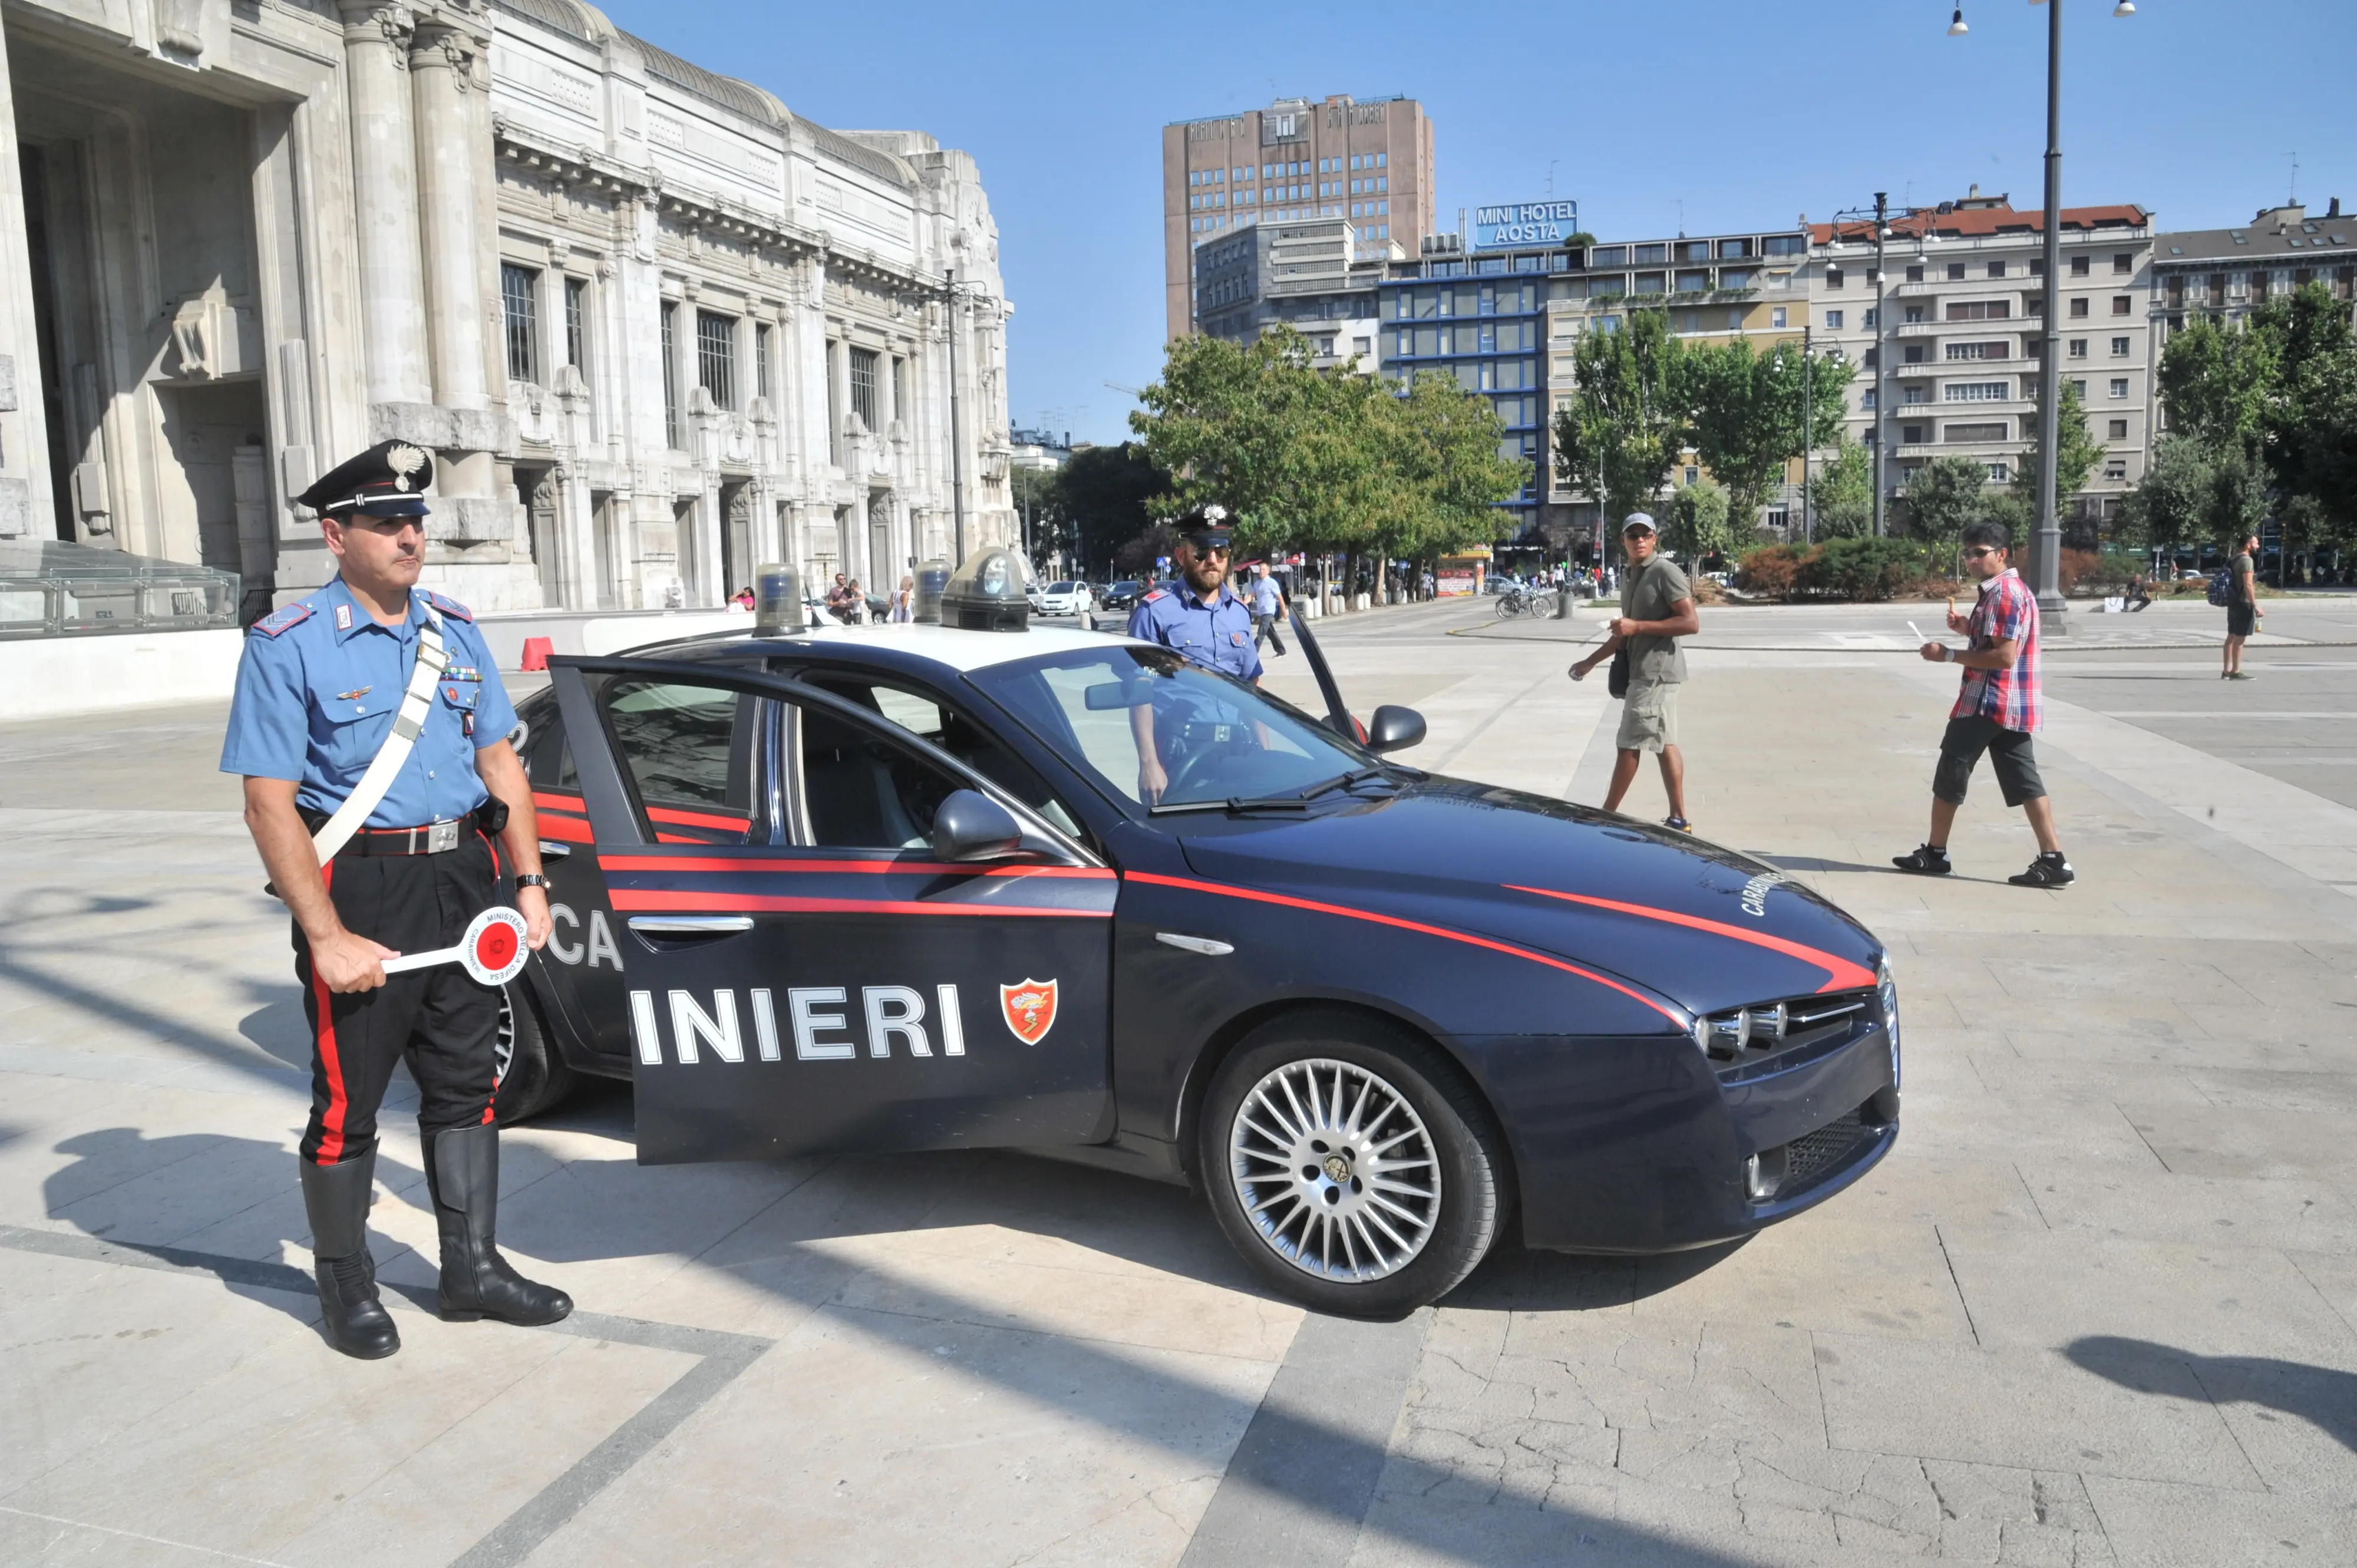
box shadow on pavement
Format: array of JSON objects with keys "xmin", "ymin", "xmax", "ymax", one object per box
[{"xmin": 2066, "ymin": 1335, "xmax": 2357, "ymax": 1454}]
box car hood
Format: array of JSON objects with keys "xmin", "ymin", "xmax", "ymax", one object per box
[{"xmin": 1174, "ymin": 778, "xmax": 1883, "ymax": 1016}]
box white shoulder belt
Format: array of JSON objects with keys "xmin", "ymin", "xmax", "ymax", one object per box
[{"xmin": 311, "ymin": 600, "xmax": 449, "ymax": 863}]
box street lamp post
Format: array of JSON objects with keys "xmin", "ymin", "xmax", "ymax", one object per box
[
  {"xmin": 1952, "ymin": 0, "xmax": 2134, "ymax": 634},
  {"xmin": 1873, "ymin": 193, "xmax": 1890, "ymax": 539},
  {"xmin": 1801, "ymin": 323, "xmax": 1814, "ymax": 544}
]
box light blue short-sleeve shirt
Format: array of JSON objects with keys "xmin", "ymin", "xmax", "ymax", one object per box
[{"xmin": 219, "ymin": 577, "xmax": 516, "ymax": 827}]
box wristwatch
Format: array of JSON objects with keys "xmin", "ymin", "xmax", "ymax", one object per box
[{"xmin": 514, "ymin": 873, "xmax": 550, "ymax": 892}]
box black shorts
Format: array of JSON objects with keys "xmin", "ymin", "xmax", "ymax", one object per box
[
  {"xmin": 1933, "ymin": 715, "xmax": 2045, "ymax": 808},
  {"xmin": 2227, "ymin": 603, "xmax": 2256, "ymax": 638}
]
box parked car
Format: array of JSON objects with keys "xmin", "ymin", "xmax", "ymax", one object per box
[
  {"xmin": 498, "ymin": 589, "xmax": 1900, "ymax": 1315},
  {"xmin": 1037, "ymin": 580, "xmax": 1094, "ymax": 618},
  {"xmin": 1100, "ymin": 580, "xmax": 1146, "ymax": 612}
]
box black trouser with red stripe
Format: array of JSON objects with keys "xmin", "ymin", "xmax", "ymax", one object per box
[{"xmin": 296, "ymin": 831, "xmax": 505, "ymax": 1166}]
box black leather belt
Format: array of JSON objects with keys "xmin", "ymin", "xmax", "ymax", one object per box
[{"xmin": 299, "ymin": 801, "xmax": 507, "ymax": 856}]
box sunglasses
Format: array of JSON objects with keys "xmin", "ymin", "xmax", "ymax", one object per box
[
  {"xmin": 1193, "ymin": 543, "xmax": 1232, "ymax": 557},
  {"xmin": 1963, "ymin": 546, "xmax": 2000, "ymax": 560}
]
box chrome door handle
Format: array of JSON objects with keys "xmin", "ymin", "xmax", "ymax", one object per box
[
  {"xmin": 627, "ymin": 915, "xmax": 755, "ymax": 935},
  {"xmin": 539, "ymin": 840, "xmax": 572, "ymax": 859},
  {"xmin": 1156, "ymin": 932, "xmax": 1234, "ymax": 956}
]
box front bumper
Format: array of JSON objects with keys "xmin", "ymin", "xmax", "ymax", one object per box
[{"xmin": 1464, "ymin": 1009, "xmax": 1900, "ymax": 1254}]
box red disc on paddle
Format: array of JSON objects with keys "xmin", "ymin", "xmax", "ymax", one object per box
[{"xmin": 457, "ymin": 906, "xmax": 532, "ymax": 986}]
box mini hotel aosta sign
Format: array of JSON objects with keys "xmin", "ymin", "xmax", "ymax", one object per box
[{"xmin": 1473, "ymin": 200, "xmax": 1579, "ymax": 250}]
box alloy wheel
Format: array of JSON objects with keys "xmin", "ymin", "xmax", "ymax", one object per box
[{"xmin": 1227, "ymin": 1056, "xmax": 1440, "ymax": 1282}]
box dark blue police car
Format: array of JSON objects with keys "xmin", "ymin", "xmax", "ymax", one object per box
[{"xmin": 496, "ymin": 554, "xmax": 1900, "ymax": 1315}]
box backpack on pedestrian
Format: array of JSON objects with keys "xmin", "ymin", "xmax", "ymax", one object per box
[{"xmin": 2206, "ymin": 566, "xmax": 2234, "ymax": 607}]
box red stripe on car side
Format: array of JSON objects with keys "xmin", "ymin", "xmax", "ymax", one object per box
[
  {"xmin": 530, "ymin": 791, "xmax": 586, "ymax": 815},
  {"xmin": 609, "ymin": 889, "xmax": 1111, "ymax": 919},
  {"xmin": 539, "ymin": 816, "xmax": 595, "ymax": 843},
  {"xmin": 1502, "ymin": 884, "xmax": 1877, "ymax": 993},
  {"xmin": 647, "ymin": 804, "xmax": 752, "ymax": 831},
  {"xmin": 1125, "ymin": 870, "xmax": 1683, "ymax": 1026},
  {"xmin": 597, "ymin": 854, "xmax": 1114, "ymax": 879}
]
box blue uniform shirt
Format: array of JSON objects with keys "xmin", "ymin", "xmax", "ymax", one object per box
[
  {"xmin": 1127, "ymin": 582, "xmax": 1264, "ymax": 682},
  {"xmin": 1250, "ymin": 575, "xmax": 1285, "ymax": 618},
  {"xmin": 219, "ymin": 577, "xmax": 516, "ymax": 827}
]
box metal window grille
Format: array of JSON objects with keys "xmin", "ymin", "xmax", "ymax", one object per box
[
  {"xmin": 890, "ymin": 356, "xmax": 905, "ymax": 424},
  {"xmin": 661, "ymin": 302, "xmax": 681, "ymax": 448},
  {"xmin": 849, "ymin": 347, "xmax": 879, "ymax": 430},
  {"xmin": 501, "ymin": 263, "xmax": 539, "ymax": 383},
  {"xmin": 696, "ymin": 311, "xmax": 736, "ymax": 410},
  {"xmin": 564, "ymin": 277, "xmax": 586, "ymax": 372},
  {"xmin": 754, "ymin": 324, "xmax": 771, "ymax": 402}
]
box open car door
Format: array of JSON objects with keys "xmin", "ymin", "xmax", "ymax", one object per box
[{"xmin": 547, "ymin": 657, "xmax": 1117, "ymax": 1165}]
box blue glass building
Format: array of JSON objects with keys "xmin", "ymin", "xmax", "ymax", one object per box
[{"xmin": 1376, "ymin": 237, "xmax": 1570, "ymax": 540}]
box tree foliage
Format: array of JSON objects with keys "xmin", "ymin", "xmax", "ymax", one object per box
[
  {"xmin": 1052, "ymin": 443, "xmax": 1171, "ymax": 578},
  {"xmin": 1805, "ymin": 433, "xmax": 1875, "ymax": 539},
  {"xmin": 1551, "ymin": 309, "xmax": 1688, "ymax": 526},
  {"xmin": 2009, "ymin": 381, "xmax": 2105, "ymax": 519},
  {"xmin": 1663, "ymin": 482, "xmax": 1735, "ymax": 562},
  {"xmin": 1681, "ymin": 338, "xmax": 1854, "ymax": 533},
  {"xmin": 1130, "ymin": 324, "xmax": 1524, "ymax": 561},
  {"xmin": 1903, "ymin": 454, "xmax": 1999, "ymax": 566}
]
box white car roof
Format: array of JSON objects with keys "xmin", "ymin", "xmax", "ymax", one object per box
[{"xmin": 630, "ymin": 620, "xmax": 1150, "ymax": 675}]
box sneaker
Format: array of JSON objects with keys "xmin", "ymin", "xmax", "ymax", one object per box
[
  {"xmin": 2008, "ymin": 851, "xmax": 2075, "ymax": 889},
  {"xmin": 1664, "ymin": 816, "xmax": 1692, "ymax": 833},
  {"xmin": 1892, "ymin": 844, "xmax": 1952, "ymax": 875},
  {"xmin": 2227, "ymin": 671, "xmax": 2256, "ymax": 681}
]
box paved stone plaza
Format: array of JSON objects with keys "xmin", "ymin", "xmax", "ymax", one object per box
[{"xmin": 5, "ymin": 596, "xmax": 2356, "ymax": 1566}]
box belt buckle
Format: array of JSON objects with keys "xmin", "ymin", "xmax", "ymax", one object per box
[{"xmin": 427, "ymin": 819, "xmax": 461, "ymax": 853}]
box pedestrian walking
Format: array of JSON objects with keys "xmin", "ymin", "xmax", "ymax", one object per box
[
  {"xmin": 1568, "ymin": 513, "xmax": 1699, "ymax": 831},
  {"xmin": 220, "ymin": 440, "xmax": 571, "ymax": 1360},
  {"xmin": 1249, "ymin": 561, "xmax": 1289, "ymax": 656},
  {"xmin": 2223, "ymin": 532, "xmax": 2262, "ymax": 679},
  {"xmin": 890, "ymin": 573, "xmax": 916, "ymax": 623},
  {"xmin": 1894, "ymin": 520, "xmax": 2075, "ymax": 889}
]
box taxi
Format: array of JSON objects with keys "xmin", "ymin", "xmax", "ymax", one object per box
[{"xmin": 496, "ymin": 551, "xmax": 1900, "ymax": 1315}]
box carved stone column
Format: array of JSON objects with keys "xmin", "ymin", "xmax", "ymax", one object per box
[
  {"xmin": 337, "ymin": 1, "xmax": 432, "ymax": 407},
  {"xmin": 409, "ymin": 15, "xmax": 487, "ymax": 412}
]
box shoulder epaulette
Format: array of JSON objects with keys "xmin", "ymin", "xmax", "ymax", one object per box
[
  {"xmin": 421, "ymin": 590, "xmax": 475, "ymax": 622},
  {"xmin": 1141, "ymin": 589, "xmax": 1168, "ymax": 603},
  {"xmin": 251, "ymin": 602, "xmax": 315, "ymax": 638}
]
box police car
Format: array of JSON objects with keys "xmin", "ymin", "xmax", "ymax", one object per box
[{"xmin": 497, "ymin": 550, "xmax": 1900, "ymax": 1315}]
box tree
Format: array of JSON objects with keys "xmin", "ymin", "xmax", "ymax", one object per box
[
  {"xmin": 2157, "ymin": 312, "xmax": 2277, "ymax": 450},
  {"xmin": 1552, "ymin": 309, "xmax": 1688, "ymax": 526},
  {"xmin": 2115, "ymin": 435, "xmax": 2213, "ymax": 552},
  {"xmin": 1129, "ymin": 324, "xmax": 1522, "ymax": 565},
  {"xmin": 2257, "ymin": 283, "xmax": 2357, "ymax": 539},
  {"xmin": 1009, "ymin": 464, "xmax": 1061, "ymax": 563},
  {"xmin": 1663, "ymin": 482, "xmax": 1734, "ymax": 563},
  {"xmin": 1054, "ymin": 443, "xmax": 1170, "ymax": 579},
  {"xmin": 2009, "ymin": 381, "xmax": 2105, "ymax": 520},
  {"xmin": 1682, "ymin": 338, "xmax": 1854, "ymax": 534},
  {"xmin": 1805, "ymin": 434, "xmax": 1874, "ymax": 539},
  {"xmin": 1903, "ymin": 455, "xmax": 1996, "ymax": 568}
]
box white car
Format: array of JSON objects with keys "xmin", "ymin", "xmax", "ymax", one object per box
[{"xmin": 1036, "ymin": 580, "xmax": 1094, "ymax": 617}]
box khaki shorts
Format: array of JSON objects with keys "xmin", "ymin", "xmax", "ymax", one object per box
[{"xmin": 1616, "ymin": 680, "xmax": 1681, "ymax": 752}]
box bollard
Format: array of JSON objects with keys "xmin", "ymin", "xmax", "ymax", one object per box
[
  {"xmin": 520, "ymin": 635, "xmax": 554, "ymax": 671},
  {"xmin": 1554, "ymin": 588, "xmax": 1570, "ymax": 620}
]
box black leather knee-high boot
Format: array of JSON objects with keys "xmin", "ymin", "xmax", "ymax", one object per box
[
  {"xmin": 301, "ymin": 1153, "xmax": 400, "ymax": 1359},
  {"xmin": 424, "ymin": 1124, "xmax": 572, "ymax": 1325}
]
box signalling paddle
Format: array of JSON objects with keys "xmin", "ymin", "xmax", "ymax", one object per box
[{"xmin": 381, "ymin": 906, "xmax": 531, "ymax": 986}]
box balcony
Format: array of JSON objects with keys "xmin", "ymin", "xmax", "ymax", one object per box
[{"xmin": 1891, "ymin": 320, "xmax": 1941, "ymax": 337}]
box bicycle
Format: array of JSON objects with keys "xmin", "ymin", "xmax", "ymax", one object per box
[{"xmin": 1493, "ymin": 585, "xmax": 1558, "ymax": 619}]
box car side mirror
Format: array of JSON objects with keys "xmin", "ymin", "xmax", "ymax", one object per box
[
  {"xmin": 930, "ymin": 788, "xmax": 1026, "ymax": 862},
  {"xmin": 1364, "ymin": 705, "xmax": 1426, "ymax": 754}
]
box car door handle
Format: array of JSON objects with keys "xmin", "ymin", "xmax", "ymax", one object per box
[
  {"xmin": 628, "ymin": 916, "xmax": 755, "ymax": 935},
  {"xmin": 1156, "ymin": 932, "xmax": 1234, "ymax": 956},
  {"xmin": 539, "ymin": 840, "xmax": 572, "ymax": 859}
]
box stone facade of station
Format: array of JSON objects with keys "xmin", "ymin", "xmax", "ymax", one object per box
[{"xmin": 0, "ymin": 0, "xmax": 1016, "ymax": 613}]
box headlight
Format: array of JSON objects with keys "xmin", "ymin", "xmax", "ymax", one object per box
[{"xmin": 1877, "ymin": 958, "xmax": 1902, "ymax": 1090}]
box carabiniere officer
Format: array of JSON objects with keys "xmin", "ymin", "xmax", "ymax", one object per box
[
  {"xmin": 1125, "ymin": 509, "xmax": 1262, "ymax": 803},
  {"xmin": 220, "ymin": 440, "xmax": 569, "ymax": 1359}
]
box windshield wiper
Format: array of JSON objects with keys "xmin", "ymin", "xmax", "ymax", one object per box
[{"xmin": 1148, "ymin": 767, "xmax": 1407, "ymax": 816}]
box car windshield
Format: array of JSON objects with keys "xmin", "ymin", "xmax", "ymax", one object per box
[
  {"xmin": 1049, "ymin": 582, "xmax": 1076, "ymax": 593},
  {"xmin": 1112, "ymin": 582, "xmax": 1140, "ymax": 593},
  {"xmin": 968, "ymin": 645, "xmax": 1376, "ymax": 811}
]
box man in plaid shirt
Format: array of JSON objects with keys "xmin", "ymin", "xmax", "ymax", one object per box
[{"xmin": 1894, "ymin": 520, "xmax": 2075, "ymax": 888}]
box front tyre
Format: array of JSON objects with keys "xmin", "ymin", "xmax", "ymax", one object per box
[
  {"xmin": 493, "ymin": 985, "xmax": 577, "ymax": 1125},
  {"xmin": 1199, "ymin": 1015, "xmax": 1507, "ymax": 1317}
]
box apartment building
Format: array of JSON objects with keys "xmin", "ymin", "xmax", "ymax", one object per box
[
  {"xmin": 1540, "ymin": 227, "xmax": 1814, "ymax": 540},
  {"xmin": 1193, "ymin": 218, "xmax": 1387, "ymax": 373},
  {"xmin": 2147, "ymin": 201, "xmax": 2357, "ymax": 441},
  {"xmin": 1163, "ymin": 95, "xmax": 1437, "ymax": 340},
  {"xmin": 1810, "ymin": 188, "xmax": 2154, "ymax": 523}
]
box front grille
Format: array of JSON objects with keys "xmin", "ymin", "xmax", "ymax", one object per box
[
  {"xmin": 1746, "ymin": 1105, "xmax": 1877, "ymax": 1203},
  {"xmin": 1694, "ymin": 988, "xmax": 1874, "ymax": 1078}
]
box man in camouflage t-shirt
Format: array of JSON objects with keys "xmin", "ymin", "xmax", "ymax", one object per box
[{"xmin": 1570, "ymin": 514, "xmax": 1701, "ymax": 831}]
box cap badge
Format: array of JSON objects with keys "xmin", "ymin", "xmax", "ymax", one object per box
[{"xmin": 385, "ymin": 443, "xmax": 427, "ymax": 486}]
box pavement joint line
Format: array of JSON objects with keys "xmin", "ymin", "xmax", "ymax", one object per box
[
  {"xmin": 0, "ymin": 1222, "xmax": 775, "ymax": 1568},
  {"xmin": 0, "ymin": 1503, "xmax": 302, "ymax": 1567},
  {"xmin": 1176, "ymin": 1306, "xmax": 1431, "ymax": 1568}
]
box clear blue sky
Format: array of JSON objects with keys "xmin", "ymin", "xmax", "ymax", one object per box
[{"xmin": 597, "ymin": 0, "xmax": 2355, "ymax": 448}]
